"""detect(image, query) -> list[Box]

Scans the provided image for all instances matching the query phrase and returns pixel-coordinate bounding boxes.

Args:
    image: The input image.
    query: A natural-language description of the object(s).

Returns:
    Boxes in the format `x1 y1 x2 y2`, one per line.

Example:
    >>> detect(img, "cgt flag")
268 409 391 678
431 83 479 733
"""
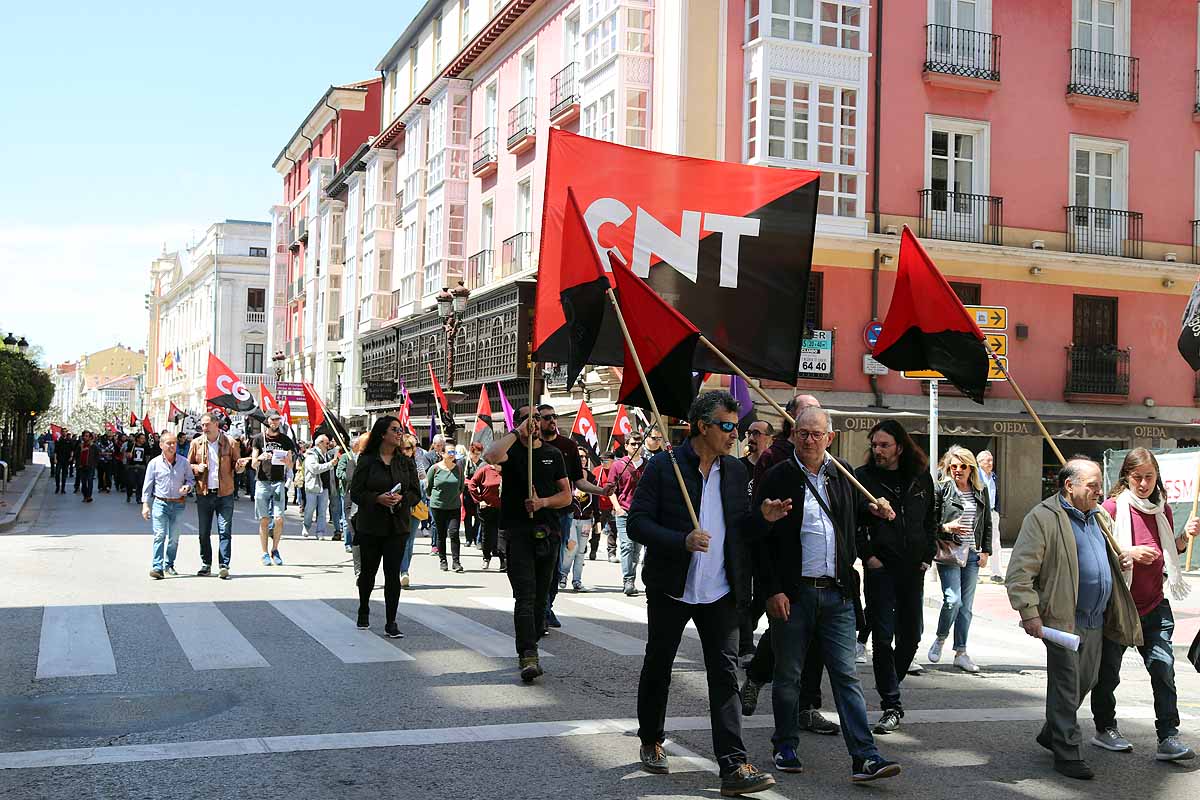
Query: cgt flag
260 383 281 415
872 227 989 403
571 400 600 466
301 382 350 449
533 128 819 382
205 352 256 412
1177 277 1200 370
610 254 702 419
607 404 633 453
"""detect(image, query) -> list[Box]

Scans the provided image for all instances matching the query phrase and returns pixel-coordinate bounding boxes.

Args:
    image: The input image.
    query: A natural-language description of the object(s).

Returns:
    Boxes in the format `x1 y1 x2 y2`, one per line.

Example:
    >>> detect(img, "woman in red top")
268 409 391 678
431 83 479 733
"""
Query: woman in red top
1091 448 1195 761
468 461 504 571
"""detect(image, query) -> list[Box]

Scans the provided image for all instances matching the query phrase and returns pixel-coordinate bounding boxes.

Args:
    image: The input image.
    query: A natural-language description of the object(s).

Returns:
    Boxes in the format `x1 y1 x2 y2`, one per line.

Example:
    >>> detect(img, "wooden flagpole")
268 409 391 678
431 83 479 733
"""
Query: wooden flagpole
527 361 536 518
983 344 1066 467
1187 457 1200 571
696 336 882 507
605 288 700 530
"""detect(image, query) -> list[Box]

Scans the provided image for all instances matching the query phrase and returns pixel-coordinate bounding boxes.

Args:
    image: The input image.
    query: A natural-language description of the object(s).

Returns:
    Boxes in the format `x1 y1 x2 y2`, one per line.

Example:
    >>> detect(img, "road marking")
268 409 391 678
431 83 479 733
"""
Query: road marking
568 596 701 640
35 605 116 679
159 602 269 670
0 705 1185 771
661 738 790 800
475 596 679 659
395 596 547 658
269 600 414 663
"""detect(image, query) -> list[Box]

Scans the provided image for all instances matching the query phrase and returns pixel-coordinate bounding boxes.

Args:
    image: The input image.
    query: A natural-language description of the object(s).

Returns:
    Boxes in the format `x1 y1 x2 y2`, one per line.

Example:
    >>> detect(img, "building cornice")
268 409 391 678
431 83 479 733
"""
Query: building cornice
272 83 377 173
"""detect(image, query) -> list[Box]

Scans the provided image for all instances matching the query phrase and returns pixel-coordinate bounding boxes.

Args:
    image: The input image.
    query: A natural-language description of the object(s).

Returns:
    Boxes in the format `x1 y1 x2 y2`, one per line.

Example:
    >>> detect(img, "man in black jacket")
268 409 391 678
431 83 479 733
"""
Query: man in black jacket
629 391 775 797
752 405 901 783
853 420 936 735
53 431 75 494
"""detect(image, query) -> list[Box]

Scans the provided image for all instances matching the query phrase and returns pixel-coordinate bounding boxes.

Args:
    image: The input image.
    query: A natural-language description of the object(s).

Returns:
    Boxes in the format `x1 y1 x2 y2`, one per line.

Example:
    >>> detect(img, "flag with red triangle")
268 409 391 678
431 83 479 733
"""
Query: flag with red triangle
427 364 458 437
606 404 633 453
398 381 417 435
279 398 292 426
570 400 600 466
302 382 351 449
168 401 185 424
872 226 989 403
142 415 154 434
129 411 138 426
205 352 256 411
260 383 281 414
472 385 494 447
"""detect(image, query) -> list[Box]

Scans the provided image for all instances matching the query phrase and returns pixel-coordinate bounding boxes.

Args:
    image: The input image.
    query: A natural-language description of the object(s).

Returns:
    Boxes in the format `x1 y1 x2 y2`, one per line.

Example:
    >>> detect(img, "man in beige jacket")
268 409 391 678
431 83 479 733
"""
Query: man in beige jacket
1006 456 1141 780
189 413 248 579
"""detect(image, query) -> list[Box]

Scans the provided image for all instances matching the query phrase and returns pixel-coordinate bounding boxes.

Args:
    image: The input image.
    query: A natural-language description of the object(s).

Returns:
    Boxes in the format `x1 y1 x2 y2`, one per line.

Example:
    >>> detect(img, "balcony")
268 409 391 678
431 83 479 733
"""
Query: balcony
1064 206 1143 259
501 232 533 276
472 128 498 178
1067 49 1138 111
918 190 1003 246
289 216 308 249
507 98 535 154
550 63 580 124
1064 345 1130 402
465 249 493 289
236 372 276 390
246 310 266 325
923 25 1000 91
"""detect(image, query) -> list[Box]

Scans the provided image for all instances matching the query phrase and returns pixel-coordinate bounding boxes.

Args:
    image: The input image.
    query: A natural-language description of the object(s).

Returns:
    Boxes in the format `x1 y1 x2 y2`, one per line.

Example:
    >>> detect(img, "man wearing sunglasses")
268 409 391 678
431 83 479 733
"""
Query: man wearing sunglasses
628 390 775 796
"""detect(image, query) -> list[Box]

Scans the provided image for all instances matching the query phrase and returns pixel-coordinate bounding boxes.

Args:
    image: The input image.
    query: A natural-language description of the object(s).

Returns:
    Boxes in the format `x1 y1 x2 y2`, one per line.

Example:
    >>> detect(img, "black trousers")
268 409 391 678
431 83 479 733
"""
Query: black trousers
357 534 406 624
736 538 760 656
54 463 71 492
463 499 479 545
479 507 501 560
432 508 461 562
863 565 925 712
97 462 111 491
589 511 617 558
504 528 559 656
638 590 748 778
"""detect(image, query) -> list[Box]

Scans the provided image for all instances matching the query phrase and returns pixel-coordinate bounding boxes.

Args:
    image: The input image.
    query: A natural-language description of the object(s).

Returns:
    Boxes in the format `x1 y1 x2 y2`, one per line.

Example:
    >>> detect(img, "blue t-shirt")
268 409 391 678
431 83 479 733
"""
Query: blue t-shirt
1060 496 1113 630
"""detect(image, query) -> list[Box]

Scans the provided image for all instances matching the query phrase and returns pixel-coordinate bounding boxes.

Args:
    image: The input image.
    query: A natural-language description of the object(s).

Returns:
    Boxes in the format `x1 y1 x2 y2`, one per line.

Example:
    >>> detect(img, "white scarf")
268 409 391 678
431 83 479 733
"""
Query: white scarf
1114 489 1190 602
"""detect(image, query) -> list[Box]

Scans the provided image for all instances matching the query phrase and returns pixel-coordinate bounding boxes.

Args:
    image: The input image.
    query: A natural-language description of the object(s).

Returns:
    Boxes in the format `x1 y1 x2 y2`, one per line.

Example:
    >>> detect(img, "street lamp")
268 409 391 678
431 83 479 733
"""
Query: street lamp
331 352 346 416
2 333 16 351
16 337 28 355
436 282 470 408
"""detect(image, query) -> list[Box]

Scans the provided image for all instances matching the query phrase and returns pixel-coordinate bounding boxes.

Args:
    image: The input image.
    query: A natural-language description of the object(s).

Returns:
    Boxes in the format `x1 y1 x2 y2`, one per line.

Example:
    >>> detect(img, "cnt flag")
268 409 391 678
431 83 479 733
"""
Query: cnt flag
205 352 256 411
1177 277 1200 370
609 253 702 419
472 385 495 448
571 400 600 466
871 227 989 403
547 186 612 390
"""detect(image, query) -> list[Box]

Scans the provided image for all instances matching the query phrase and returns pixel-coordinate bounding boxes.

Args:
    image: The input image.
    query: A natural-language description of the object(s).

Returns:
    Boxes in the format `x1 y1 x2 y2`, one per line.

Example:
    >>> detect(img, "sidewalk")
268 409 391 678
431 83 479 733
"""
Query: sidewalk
0 452 48 532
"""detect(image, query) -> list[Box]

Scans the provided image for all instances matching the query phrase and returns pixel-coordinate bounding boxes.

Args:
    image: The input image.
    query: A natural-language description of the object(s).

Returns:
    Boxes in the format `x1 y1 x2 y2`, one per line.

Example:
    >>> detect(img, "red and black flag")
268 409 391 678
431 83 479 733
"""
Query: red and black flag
427 364 459 437
141 415 154 434
872 227 989 403
548 186 611 389
472 385 495 448
533 128 819 382
610 255 701 419
606 404 633 454
205 352 256 412
260 383 281 415
570 400 601 467
1177 277 1200 370
302 382 350 449
129 412 138 427
168 401 186 425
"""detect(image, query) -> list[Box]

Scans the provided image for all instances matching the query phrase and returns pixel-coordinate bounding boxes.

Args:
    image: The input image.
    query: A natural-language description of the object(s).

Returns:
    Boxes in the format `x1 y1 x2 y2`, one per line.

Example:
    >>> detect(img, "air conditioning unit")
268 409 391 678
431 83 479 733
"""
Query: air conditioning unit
1165 252 1178 262
1031 239 1045 250
885 225 899 236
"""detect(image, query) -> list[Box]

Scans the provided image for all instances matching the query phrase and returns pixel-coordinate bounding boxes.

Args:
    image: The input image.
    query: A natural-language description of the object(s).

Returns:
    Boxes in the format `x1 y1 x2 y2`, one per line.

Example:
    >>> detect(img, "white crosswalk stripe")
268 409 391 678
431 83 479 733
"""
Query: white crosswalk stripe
396 595 550 658
475 596 682 660
160 602 269 670
36 605 116 679
567 596 702 640
269 600 415 663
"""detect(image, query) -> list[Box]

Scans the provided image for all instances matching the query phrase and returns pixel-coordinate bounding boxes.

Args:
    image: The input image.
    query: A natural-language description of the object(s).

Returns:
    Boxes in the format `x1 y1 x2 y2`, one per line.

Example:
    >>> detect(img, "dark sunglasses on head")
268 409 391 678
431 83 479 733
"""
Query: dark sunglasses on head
707 421 737 433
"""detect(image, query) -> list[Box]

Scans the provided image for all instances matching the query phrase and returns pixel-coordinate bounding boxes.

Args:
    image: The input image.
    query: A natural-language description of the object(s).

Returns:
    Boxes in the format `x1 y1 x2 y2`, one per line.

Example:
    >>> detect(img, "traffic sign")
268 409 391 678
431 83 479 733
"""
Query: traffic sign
864 322 883 349
902 357 1008 382
984 333 1007 356
965 305 1007 331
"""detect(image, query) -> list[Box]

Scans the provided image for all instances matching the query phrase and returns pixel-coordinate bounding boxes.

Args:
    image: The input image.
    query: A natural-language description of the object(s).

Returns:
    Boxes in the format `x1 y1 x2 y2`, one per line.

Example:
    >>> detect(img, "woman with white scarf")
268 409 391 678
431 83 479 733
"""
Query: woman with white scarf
1091 448 1194 762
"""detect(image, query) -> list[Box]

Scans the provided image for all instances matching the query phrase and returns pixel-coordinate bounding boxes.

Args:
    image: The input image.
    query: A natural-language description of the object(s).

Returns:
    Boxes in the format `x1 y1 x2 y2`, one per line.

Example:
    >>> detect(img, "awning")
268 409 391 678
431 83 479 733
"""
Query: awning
827 408 1200 441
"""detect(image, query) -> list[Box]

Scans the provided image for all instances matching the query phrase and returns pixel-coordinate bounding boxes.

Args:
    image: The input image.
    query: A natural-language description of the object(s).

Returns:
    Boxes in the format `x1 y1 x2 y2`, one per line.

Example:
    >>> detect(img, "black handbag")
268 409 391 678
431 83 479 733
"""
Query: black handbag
1188 628 1200 673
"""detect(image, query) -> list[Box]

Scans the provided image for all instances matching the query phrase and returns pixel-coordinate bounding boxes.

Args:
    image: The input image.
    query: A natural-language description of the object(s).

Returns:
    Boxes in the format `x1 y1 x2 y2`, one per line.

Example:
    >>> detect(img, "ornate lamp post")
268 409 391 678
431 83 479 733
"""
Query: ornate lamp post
436 282 470 405
331 352 346 417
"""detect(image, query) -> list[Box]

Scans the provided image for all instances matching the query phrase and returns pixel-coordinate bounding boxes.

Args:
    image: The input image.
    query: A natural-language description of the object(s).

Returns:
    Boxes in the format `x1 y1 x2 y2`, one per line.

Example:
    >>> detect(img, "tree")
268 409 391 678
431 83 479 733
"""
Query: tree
0 349 54 470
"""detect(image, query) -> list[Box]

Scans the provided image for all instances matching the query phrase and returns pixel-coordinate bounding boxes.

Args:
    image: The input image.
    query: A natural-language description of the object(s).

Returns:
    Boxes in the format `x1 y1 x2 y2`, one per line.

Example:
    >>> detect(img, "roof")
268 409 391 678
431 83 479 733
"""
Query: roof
325 142 372 198
375 0 450 72
271 80 380 172
95 375 138 391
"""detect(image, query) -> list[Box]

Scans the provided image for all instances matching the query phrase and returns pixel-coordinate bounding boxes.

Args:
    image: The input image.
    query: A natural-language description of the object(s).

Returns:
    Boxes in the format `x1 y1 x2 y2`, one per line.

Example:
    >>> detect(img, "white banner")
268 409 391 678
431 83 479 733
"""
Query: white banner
1154 450 1200 505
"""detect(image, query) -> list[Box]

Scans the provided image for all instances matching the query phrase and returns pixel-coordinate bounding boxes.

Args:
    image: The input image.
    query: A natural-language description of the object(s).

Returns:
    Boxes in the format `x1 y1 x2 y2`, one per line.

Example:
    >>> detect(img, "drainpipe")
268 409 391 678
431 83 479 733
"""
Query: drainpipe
871 0 884 235
870 248 886 408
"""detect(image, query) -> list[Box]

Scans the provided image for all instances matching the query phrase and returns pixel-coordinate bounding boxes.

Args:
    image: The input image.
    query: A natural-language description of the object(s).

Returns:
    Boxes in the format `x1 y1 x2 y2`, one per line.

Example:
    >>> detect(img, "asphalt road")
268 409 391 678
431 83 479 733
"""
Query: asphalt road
1 473 1197 800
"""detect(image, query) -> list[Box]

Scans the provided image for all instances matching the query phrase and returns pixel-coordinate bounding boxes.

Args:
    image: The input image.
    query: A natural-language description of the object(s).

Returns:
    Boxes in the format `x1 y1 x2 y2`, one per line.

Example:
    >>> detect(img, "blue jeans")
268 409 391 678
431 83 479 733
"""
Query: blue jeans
561 518 589 585
1092 599 1180 741
196 492 234 569
151 499 185 571
936 550 980 651
400 514 419 573
78 466 95 499
303 489 329 538
255 481 287 519
617 512 642 582
329 490 347 543
769 584 880 760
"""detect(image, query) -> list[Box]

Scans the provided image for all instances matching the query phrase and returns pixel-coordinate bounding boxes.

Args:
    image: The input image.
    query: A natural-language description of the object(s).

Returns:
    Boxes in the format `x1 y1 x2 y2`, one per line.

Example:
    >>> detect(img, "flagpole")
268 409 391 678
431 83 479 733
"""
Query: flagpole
984 344 1066 466
1187 457 1200 572
696 335 883 507
606 288 701 530
310 389 352 454
527 362 536 518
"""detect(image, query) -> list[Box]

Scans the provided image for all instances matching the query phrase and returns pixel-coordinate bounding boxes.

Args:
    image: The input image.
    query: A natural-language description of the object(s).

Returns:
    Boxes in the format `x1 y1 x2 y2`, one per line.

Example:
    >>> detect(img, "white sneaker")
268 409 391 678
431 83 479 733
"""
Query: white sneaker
855 642 867 664
907 661 925 675
928 637 945 663
400 572 410 588
953 652 979 673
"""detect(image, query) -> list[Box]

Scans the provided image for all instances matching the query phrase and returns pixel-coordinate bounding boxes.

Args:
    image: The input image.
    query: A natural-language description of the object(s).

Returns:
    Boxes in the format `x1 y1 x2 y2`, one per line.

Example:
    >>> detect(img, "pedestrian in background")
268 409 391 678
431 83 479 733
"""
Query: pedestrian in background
343 432 369 576
426 444 465 572
463 441 484 547
302 435 340 540
52 430 74 494
590 452 618 562
399 433 423 586
468 458 504 570
76 431 99 503
141 431 194 579
977 450 1004 584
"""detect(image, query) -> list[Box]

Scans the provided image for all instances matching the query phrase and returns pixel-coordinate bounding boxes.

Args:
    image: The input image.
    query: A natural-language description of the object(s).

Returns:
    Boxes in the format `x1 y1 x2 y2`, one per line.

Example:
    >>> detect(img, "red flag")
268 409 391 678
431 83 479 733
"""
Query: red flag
104 422 117 433
168 401 185 424
399 385 417 435
872 226 989 403
205 352 255 411
129 412 138 426
280 398 292 425
142 415 154 434
609 255 702 419
426 364 458 436
428 364 449 412
570 400 600 464
260 383 281 414
50 424 63 440
606 405 633 452
300 383 325 431
474 385 493 433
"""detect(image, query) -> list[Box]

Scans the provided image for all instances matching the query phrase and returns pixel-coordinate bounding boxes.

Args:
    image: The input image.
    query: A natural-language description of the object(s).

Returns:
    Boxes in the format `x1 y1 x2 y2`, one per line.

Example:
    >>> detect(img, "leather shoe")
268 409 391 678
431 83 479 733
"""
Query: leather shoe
1053 759 1094 780
639 743 669 774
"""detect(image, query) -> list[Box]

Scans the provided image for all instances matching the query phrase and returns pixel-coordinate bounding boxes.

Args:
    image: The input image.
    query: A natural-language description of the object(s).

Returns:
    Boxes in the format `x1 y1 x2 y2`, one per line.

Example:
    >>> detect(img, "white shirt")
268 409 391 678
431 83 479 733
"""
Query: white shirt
679 458 731 605
206 438 221 490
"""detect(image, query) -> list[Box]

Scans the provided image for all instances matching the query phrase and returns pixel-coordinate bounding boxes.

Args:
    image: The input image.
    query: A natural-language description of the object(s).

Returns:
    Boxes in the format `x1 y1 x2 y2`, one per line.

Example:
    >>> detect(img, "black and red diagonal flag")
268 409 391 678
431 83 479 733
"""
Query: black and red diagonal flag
872 226 989 403
302 382 351 449
533 128 818 382
610 254 702 419
205 352 256 412
552 186 612 389
427 364 459 437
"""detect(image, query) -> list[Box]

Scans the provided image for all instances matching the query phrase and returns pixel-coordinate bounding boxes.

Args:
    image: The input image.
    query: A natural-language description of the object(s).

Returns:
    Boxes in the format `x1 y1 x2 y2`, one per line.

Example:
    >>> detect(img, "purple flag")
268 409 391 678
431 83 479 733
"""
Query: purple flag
729 375 758 436
496 382 515 431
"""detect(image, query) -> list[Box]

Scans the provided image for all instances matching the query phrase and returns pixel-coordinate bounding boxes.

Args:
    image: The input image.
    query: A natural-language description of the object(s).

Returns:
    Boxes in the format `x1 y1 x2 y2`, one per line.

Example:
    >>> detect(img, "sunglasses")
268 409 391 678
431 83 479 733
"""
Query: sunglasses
539 413 557 421
747 430 767 437
707 421 737 433
388 426 403 434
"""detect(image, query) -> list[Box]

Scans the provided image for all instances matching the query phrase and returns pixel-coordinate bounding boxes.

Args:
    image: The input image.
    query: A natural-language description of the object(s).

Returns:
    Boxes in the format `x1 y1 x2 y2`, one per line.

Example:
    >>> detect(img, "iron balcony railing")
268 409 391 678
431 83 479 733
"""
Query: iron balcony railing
472 128 496 172
465 249 493 289
918 189 1004 245
1065 345 1130 397
507 98 535 148
924 25 1000 82
550 63 579 118
1064 206 1143 259
501 232 532 275
1068 48 1138 103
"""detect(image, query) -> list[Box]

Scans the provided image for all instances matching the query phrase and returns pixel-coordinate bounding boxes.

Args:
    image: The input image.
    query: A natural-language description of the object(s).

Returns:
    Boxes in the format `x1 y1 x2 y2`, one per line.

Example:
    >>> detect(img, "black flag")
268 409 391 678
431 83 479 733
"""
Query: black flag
1178 278 1200 371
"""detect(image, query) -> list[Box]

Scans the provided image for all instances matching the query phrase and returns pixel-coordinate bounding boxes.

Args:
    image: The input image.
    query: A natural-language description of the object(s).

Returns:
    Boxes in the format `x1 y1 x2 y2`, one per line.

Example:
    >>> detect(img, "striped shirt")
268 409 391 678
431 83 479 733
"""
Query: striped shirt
957 488 977 549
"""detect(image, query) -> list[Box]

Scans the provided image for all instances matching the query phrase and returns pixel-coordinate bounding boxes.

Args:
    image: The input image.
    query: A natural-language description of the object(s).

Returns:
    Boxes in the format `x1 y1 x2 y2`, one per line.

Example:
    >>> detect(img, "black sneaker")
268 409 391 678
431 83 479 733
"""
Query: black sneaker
851 757 901 783
873 709 902 735
439 560 449 572
720 763 775 796
519 652 543 683
331 532 342 541
196 565 211 576
546 610 562 628
453 561 464 573
356 610 369 629
1052 759 1094 780
639 742 669 774
384 622 404 639
739 676 763 716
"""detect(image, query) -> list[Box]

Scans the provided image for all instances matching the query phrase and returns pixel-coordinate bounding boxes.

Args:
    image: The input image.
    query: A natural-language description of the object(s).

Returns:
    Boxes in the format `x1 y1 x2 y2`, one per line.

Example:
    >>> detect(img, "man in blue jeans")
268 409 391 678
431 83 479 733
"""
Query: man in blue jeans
751 405 901 783
141 432 194 579
188 413 247 579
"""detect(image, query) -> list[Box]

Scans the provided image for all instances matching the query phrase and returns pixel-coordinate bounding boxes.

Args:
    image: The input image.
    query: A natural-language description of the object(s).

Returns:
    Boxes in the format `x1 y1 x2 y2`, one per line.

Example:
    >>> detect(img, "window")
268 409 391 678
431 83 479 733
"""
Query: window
584 0 617 26
485 82 498 131
746 79 758 159
932 0 980 29
409 46 418 94
247 288 266 312
818 171 858 217
626 8 651 52
245 343 264 374
816 85 856 167
1070 135 1126 211
427 205 444 263
804 271 823 330
760 0 863 49
482 200 494 249
1072 295 1117 346
517 178 532 234
520 48 536 99
583 92 615 141
767 79 809 160
461 1 471 45
747 0 761 40
248 246 268 258
1075 0 1119 53
949 281 981 305
433 14 443 68
584 12 618 71
626 89 648 147
565 12 580 64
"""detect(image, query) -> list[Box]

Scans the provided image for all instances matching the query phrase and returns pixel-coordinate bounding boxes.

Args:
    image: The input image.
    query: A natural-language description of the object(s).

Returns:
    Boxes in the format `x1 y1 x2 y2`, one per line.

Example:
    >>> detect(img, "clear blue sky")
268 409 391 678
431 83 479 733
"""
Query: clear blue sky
0 2 419 366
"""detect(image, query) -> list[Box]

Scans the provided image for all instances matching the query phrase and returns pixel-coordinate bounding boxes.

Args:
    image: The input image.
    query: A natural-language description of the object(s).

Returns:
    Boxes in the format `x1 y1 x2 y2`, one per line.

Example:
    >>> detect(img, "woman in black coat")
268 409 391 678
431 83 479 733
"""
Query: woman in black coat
350 415 421 638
